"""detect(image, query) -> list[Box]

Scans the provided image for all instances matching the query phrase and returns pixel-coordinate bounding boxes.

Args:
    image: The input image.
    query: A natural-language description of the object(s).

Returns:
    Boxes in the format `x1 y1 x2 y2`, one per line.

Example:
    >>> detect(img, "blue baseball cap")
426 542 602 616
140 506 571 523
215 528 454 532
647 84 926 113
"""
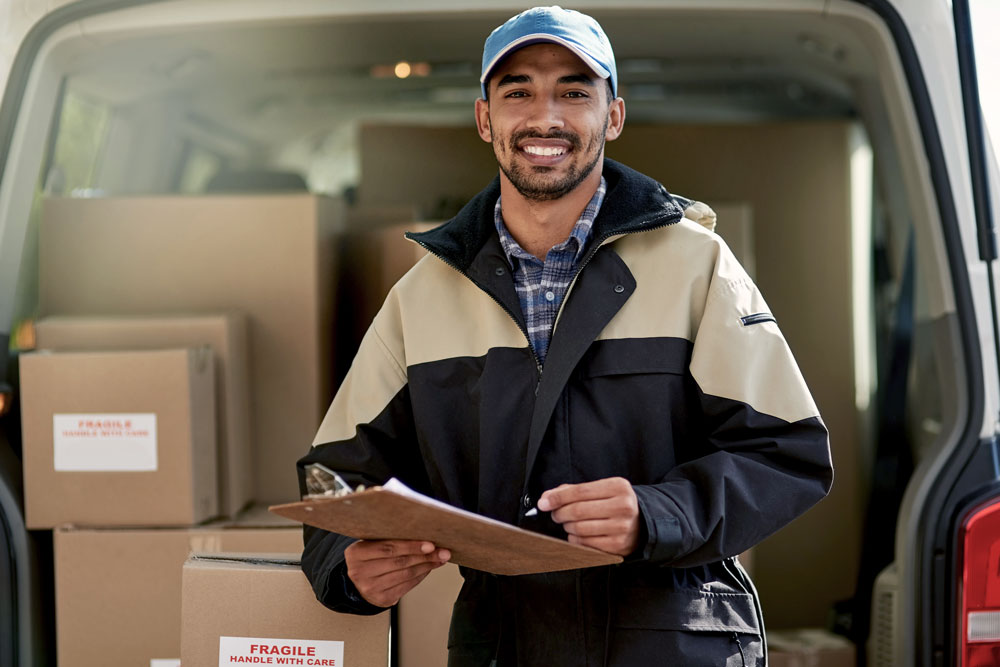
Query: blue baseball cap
480 6 617 100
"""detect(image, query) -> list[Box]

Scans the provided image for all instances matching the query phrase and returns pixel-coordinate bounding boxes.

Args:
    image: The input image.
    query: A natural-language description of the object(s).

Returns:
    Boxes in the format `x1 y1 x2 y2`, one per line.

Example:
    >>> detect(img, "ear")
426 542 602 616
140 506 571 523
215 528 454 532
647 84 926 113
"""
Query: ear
604 97 626 142
475 98 492 143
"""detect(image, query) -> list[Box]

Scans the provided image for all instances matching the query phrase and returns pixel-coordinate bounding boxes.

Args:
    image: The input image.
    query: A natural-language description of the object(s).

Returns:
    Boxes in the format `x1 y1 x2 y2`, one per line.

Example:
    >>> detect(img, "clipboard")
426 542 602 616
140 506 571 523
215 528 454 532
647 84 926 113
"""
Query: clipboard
269 478 623 576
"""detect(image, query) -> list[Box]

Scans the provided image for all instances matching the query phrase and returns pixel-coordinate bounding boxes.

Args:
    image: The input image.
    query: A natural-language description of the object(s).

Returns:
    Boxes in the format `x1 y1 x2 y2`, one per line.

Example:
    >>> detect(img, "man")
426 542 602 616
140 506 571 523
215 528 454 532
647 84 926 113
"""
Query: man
299 6 832 666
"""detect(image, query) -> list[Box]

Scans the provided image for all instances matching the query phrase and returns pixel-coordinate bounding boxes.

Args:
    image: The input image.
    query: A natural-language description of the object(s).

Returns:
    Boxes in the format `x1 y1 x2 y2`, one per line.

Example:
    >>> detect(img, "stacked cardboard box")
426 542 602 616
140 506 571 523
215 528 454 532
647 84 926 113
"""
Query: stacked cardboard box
54 510 303 666
333 220 437 381
768 628 856 667
21 193 346 665
33 313 253 516
398 564 464 666
20 346 219 528
38 194 342 503
181 553 390 666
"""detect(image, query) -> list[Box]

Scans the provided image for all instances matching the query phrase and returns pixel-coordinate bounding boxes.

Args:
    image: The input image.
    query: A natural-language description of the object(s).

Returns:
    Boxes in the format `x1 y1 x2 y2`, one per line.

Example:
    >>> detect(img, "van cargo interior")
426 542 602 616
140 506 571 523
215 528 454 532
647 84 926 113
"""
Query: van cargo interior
0 3 969 664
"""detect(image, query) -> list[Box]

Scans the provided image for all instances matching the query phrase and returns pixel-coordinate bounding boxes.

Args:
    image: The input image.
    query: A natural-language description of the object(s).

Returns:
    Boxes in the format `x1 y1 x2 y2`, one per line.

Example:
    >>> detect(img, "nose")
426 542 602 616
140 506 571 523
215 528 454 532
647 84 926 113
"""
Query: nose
525 94 564 133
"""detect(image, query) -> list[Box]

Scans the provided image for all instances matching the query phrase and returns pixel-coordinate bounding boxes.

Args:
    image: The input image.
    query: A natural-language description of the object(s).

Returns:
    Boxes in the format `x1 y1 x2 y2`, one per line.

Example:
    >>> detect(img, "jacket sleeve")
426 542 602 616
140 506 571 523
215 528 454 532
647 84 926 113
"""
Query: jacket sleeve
631 240 833 567
296 296 430 614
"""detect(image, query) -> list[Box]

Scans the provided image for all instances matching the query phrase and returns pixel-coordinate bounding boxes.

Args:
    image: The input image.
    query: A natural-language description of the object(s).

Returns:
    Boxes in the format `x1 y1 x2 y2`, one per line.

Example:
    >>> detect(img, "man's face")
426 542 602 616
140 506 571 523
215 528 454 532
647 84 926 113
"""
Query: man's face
476 43 624 201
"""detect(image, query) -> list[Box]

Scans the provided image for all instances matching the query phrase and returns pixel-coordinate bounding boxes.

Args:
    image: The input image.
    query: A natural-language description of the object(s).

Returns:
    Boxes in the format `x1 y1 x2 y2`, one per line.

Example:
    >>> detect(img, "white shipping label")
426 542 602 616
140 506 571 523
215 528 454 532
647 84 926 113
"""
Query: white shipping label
219 636 345 666
53 414 157 471
150 660 181 667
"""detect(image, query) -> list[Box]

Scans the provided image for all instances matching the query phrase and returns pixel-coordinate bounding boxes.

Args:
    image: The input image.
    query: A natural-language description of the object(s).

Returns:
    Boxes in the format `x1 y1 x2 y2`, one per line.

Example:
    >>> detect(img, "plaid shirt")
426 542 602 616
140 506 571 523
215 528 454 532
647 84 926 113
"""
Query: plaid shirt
494 177 607 365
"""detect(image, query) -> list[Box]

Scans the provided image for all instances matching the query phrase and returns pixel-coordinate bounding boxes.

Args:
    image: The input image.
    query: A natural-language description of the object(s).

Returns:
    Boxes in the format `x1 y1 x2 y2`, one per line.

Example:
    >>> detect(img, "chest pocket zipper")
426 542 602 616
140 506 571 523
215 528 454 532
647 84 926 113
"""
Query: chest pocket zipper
732 633 747 666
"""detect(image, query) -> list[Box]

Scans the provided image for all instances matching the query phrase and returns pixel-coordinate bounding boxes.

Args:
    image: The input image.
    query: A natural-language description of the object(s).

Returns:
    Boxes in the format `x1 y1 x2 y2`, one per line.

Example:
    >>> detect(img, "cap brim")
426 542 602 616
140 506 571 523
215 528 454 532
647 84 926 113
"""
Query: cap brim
480 33 611 89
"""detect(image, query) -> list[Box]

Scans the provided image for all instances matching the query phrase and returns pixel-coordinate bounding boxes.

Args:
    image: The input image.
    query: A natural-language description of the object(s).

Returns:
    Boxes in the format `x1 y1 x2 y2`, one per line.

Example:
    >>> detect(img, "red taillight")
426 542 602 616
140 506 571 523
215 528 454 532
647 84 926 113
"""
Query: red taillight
959 497 1000 666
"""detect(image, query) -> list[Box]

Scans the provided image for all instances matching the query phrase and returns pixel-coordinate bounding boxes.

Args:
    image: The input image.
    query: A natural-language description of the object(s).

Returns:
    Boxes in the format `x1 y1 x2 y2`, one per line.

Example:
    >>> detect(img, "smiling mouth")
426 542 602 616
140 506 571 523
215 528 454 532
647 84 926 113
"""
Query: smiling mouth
522 145 567 157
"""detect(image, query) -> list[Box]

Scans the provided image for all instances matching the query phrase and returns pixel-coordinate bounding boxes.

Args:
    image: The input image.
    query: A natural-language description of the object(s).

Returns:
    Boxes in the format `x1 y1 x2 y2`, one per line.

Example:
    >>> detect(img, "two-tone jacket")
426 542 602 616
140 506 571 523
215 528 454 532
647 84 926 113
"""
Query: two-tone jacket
298 159 833 666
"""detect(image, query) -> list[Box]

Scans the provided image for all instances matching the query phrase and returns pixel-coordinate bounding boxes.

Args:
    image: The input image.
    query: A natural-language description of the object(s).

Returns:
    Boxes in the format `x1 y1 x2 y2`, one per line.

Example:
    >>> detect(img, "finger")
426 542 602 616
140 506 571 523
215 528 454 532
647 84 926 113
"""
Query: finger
349 551 440 577
549 495 636 524
560 517 635 538
538 477 632 511
357 561 438 607
347 539 437 563
371 567 437 606
347 548 449 580
369 559 440 592
567 533 637 557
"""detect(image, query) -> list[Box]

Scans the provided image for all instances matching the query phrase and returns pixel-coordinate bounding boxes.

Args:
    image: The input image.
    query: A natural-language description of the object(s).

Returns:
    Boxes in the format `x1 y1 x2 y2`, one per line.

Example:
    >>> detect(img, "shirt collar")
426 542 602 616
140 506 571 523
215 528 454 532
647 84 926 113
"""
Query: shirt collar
494 176 607 267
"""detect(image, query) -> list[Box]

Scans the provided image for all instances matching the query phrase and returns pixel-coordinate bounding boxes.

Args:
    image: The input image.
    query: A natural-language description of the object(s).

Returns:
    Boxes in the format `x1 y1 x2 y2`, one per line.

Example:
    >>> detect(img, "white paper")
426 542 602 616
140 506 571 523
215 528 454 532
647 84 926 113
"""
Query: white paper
381 477 513 529
53 413 157 471
150 660 181 667
219 636 344 666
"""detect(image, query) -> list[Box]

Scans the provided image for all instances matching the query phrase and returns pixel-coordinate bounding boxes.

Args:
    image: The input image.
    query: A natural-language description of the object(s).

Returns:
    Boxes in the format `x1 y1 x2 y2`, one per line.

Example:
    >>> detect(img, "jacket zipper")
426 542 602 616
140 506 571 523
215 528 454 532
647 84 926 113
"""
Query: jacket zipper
731 633 747 666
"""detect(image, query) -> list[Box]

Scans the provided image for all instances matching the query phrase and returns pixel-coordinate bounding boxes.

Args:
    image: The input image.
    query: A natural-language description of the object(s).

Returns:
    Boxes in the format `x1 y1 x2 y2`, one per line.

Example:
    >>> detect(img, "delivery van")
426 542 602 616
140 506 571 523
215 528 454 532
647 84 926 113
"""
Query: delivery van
0 1 998 665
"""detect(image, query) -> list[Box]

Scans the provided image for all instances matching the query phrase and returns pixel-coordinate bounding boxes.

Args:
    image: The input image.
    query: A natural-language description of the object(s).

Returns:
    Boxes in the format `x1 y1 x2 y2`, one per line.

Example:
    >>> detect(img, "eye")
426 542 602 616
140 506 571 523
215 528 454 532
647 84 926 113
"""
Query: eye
564 90 590 99
505 90 529 98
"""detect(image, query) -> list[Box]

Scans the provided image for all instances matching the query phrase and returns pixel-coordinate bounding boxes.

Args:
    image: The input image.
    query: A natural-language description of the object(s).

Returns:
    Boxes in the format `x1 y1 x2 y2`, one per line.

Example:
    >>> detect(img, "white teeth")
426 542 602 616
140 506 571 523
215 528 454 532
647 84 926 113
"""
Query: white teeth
523 145 566 156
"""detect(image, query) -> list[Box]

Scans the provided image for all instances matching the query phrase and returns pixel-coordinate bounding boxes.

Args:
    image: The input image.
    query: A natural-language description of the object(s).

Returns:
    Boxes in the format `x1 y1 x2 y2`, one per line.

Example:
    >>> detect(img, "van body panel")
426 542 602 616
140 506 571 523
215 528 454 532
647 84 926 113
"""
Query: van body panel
1 1 998 665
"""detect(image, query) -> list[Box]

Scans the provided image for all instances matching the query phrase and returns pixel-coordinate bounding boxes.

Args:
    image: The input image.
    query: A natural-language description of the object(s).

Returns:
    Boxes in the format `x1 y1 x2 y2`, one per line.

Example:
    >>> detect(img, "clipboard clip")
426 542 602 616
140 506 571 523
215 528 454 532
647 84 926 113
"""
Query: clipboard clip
303 463 366 498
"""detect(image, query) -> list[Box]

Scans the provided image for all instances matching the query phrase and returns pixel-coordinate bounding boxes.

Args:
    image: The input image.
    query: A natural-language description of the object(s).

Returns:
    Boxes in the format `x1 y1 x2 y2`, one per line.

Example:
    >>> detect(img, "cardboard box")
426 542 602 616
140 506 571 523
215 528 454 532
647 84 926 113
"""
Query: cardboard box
336 222 436 374
54 510 303 667
39 194 341 502
398 563 463 667
768 629 856 667
20 347 217 528
181 553 390 667
34 313 253 516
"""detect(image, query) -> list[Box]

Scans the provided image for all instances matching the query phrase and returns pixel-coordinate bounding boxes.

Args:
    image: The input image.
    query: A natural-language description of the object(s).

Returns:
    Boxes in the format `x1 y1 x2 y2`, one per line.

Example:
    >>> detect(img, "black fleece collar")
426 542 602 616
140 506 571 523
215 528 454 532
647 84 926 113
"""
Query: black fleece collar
406 158 685 272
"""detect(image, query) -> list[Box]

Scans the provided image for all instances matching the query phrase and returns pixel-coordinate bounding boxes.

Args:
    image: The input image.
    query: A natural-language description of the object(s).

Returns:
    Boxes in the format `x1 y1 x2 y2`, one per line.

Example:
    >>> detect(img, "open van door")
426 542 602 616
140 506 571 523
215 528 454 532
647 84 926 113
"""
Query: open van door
859 0 1000 665
935 2 1000 666
0 1 999 665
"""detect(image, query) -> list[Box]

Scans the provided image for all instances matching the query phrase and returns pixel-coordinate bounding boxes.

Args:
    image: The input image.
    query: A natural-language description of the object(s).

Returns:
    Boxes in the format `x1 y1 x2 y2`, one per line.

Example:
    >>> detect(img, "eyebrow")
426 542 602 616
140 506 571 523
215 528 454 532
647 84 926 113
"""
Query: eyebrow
496 74 530 88
495 72 598 88
557 74 597 87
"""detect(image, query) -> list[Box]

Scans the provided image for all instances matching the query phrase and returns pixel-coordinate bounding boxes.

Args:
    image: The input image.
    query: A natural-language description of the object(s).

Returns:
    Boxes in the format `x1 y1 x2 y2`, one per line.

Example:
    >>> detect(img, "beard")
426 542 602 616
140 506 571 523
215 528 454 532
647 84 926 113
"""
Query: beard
492 118 607 202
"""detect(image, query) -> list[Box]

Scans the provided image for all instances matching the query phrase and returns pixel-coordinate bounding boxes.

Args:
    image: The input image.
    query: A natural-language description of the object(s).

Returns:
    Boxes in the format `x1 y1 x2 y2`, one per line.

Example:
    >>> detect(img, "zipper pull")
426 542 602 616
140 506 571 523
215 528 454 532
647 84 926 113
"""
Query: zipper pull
731 633 747 666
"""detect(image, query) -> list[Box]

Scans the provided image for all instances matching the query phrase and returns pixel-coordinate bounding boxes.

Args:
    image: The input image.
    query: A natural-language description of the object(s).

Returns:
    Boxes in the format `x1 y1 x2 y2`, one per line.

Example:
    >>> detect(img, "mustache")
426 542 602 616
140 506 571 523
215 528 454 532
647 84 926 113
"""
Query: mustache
508 129 582 152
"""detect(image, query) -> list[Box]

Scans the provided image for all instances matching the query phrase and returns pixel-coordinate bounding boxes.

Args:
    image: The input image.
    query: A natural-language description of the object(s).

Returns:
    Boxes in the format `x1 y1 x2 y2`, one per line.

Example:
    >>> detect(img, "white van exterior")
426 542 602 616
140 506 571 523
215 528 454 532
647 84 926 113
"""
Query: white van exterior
0 2 997 665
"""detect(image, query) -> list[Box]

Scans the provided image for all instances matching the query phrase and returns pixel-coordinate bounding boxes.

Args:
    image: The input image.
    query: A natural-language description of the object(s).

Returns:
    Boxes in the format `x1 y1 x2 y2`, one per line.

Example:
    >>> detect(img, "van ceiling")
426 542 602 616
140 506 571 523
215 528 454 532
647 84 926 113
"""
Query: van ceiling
58 10 866 149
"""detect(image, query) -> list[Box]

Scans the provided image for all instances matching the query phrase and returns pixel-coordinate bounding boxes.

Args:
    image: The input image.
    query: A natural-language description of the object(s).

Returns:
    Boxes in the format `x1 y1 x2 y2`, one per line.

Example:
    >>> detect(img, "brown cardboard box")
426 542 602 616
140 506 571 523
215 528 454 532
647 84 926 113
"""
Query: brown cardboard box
39 194 341 502
20 347 217 528
398 564 463 667
337 222 436 375
768 629 856 667
54 510 303 667
34 313 253 516
181 553 390 667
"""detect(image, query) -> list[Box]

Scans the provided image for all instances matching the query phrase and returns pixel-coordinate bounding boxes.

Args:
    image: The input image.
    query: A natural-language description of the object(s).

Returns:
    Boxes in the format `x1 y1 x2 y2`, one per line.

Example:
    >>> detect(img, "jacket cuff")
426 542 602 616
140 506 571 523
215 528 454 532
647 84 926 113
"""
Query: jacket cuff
632 484 685 563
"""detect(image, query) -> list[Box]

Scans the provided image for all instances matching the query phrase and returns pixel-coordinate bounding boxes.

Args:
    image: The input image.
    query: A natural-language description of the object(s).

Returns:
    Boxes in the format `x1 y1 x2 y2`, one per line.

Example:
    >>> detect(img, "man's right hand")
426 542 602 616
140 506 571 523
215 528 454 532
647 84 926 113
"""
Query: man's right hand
344 539 451 608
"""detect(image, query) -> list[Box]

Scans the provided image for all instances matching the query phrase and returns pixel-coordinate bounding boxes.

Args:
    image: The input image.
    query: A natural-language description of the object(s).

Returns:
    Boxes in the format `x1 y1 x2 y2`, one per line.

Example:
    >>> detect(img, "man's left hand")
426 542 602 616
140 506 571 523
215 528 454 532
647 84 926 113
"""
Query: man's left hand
537 477 641 556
